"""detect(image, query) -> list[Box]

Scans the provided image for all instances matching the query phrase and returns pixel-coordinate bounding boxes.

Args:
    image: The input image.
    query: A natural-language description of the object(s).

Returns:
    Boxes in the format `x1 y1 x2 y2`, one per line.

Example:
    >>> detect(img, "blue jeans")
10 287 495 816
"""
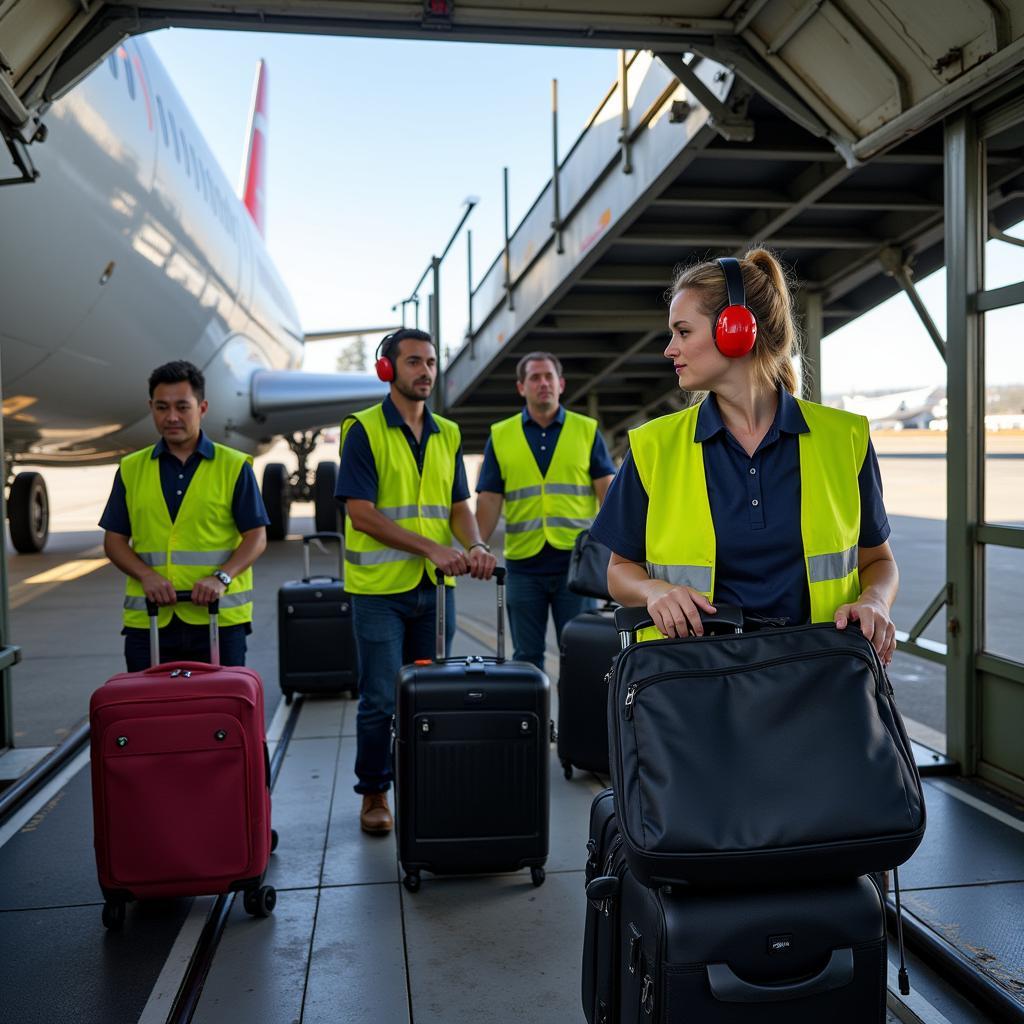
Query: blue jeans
505 571 595 672
124 619 248 672
351 585 455 794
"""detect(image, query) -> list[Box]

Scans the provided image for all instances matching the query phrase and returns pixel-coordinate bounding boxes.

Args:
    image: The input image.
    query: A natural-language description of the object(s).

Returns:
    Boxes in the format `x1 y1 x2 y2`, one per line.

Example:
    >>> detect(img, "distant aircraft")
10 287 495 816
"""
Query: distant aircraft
835 385 944 430
0 39 385 553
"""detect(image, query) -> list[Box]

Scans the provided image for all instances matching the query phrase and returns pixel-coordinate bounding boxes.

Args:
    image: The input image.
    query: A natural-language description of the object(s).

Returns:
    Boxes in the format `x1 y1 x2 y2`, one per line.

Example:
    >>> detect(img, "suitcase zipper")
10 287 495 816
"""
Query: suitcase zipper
623 646 877 720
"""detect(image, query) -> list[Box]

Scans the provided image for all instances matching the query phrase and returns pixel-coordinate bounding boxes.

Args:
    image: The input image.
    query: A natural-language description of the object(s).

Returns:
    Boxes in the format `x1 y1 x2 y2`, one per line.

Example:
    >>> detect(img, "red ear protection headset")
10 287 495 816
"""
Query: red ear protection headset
375 332 399 382
713 257 758 358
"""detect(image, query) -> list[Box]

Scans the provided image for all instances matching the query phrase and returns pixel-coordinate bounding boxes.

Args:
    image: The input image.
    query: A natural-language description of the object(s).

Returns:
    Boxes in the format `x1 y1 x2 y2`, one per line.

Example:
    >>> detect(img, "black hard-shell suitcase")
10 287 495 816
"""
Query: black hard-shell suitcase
277 532 357 703
557 607 619 779
609 605 925 887
610 871 887 1024
582 789 627 1024
394 568 550 893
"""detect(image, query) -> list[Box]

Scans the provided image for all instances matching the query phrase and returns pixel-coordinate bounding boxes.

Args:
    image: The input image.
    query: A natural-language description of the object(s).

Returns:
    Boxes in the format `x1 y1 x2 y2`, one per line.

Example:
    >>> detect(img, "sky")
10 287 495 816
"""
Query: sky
148 28 1024 394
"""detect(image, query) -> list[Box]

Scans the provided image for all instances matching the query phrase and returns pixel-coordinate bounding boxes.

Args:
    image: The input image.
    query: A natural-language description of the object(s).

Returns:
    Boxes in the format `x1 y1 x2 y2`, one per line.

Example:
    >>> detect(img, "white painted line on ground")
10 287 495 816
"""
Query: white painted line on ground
928 778 1024 834
887 959 954 1024
265 690 292 744
0 748 90 850
136 896 216 1024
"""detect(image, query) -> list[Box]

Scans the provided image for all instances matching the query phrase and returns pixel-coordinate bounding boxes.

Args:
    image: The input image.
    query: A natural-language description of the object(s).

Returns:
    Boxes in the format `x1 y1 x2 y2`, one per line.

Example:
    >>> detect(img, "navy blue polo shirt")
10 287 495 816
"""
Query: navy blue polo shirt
476 406 618 575
99 431 270 636
589 390 890 624
336 396 471 589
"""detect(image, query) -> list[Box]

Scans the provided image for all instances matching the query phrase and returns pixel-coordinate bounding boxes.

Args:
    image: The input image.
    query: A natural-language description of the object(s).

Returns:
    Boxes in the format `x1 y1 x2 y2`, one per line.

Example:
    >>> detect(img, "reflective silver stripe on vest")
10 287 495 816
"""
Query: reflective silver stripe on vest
378 504 450 521
506 518 543 534
419 504 450 519
547 516 593 530
124 589 254 612
345 548 417 565
646 563 713 592
808 545 858 584
135 551 166 567
544 483 594 496
506 485 543 501
171 549 236 566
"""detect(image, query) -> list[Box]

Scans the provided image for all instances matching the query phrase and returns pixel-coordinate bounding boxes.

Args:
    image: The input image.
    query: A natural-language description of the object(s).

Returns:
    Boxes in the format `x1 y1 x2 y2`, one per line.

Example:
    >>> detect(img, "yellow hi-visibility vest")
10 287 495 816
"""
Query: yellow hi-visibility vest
629 397 867 640
490 410 599 560
121 443 255 628
341 403 460 595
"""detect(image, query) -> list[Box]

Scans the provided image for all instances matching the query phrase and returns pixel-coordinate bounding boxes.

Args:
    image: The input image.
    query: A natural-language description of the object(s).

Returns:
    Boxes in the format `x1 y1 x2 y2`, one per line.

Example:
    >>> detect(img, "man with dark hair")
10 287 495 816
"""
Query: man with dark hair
476 351 616 671
100 360 269 669
336 328 496 835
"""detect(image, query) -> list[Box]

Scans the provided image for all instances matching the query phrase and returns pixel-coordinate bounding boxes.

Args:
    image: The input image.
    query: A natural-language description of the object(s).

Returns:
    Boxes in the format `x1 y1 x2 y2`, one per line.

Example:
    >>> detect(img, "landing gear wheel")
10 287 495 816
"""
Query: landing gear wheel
262 463 291 541
102 899 126 931
8 471 49 553
531 867 546 887
243 885 276 917
561 760 573 781
402 872 421 893
271 829 279 852
314 461 340 533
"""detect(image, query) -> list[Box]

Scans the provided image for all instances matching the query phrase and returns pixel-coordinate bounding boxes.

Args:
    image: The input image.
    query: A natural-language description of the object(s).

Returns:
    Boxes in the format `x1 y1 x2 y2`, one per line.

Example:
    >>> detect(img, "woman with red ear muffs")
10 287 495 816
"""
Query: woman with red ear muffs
588 247 900 665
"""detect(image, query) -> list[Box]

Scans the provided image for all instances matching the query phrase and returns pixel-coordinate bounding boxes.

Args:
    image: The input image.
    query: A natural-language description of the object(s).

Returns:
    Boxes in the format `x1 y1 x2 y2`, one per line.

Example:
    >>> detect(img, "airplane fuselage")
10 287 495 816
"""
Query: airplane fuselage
0 36 303 466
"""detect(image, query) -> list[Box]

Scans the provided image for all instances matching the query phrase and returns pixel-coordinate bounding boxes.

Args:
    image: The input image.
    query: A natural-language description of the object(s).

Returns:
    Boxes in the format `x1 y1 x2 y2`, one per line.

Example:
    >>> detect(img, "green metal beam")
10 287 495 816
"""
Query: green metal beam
943 111 985 775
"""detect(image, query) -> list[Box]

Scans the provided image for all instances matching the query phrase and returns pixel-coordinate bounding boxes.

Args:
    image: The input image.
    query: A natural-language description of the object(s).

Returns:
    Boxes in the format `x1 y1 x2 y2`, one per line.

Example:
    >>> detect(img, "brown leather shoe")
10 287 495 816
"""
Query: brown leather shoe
360 793 393 835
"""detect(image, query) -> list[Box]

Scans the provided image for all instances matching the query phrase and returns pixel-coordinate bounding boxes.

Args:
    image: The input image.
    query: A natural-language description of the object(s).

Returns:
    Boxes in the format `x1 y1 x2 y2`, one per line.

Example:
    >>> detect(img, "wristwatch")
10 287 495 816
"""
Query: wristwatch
468 542 491 554
213 569 232 587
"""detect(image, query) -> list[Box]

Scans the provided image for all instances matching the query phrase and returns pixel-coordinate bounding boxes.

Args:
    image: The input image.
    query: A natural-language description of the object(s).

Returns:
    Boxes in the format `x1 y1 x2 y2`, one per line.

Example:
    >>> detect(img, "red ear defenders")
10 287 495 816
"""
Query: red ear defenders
375 333 399 382
713 257 758 358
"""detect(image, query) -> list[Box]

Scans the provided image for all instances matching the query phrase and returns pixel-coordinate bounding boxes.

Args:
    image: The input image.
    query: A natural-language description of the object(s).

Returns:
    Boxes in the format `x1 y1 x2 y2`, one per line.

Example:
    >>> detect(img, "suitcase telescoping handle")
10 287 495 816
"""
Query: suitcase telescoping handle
434 566 507 662
613 603 743 649
145 590 220 668
302 531 343 582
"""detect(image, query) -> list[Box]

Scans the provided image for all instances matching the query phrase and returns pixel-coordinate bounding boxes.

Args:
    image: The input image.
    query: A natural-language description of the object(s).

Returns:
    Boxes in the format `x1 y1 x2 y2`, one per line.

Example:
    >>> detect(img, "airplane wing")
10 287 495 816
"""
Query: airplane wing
250 370 387 436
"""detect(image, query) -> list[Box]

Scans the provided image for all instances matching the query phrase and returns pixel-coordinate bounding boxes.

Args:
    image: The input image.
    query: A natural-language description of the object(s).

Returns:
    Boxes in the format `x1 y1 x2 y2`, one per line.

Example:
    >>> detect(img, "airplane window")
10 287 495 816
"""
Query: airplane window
181 132 190 177
107 54 119 79
123 55 135 100
156 97 169 147
168 110 180 161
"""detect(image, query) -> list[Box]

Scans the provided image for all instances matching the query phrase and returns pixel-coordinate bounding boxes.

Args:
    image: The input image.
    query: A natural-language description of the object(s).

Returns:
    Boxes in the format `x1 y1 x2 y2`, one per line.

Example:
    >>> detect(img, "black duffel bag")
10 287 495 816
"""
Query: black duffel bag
567 530 613 600
608 605 925 887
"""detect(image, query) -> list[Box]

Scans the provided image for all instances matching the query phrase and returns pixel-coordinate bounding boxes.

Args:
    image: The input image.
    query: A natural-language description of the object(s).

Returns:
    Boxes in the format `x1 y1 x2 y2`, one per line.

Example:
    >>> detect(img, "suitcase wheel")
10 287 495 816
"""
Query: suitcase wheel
402 872 421 894
243 885 277 918
530 867 546 887
270 829 279 853
561 759 573 781
284 691 294 706
102 899 126 931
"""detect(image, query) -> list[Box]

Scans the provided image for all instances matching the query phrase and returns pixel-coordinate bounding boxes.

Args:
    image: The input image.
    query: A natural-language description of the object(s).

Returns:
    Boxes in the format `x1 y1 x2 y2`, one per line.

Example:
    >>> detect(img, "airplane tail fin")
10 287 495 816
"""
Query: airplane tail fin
240 59 268 236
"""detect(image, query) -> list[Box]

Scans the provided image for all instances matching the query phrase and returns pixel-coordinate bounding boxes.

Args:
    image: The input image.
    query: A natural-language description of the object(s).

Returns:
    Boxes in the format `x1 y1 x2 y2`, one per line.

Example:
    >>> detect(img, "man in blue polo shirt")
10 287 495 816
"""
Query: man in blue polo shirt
100 361 269 670
476 351 616 671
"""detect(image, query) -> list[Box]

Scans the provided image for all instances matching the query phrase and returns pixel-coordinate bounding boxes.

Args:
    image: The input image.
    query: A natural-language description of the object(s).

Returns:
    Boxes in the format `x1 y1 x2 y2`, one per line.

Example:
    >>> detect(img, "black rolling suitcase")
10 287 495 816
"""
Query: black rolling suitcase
394 568 550 893
277 532 357 704
557 606 619 779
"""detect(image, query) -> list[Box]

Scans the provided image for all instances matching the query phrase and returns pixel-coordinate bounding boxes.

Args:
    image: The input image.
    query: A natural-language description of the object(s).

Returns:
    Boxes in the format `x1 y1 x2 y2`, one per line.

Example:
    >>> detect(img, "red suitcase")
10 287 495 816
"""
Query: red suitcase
90 592 276 930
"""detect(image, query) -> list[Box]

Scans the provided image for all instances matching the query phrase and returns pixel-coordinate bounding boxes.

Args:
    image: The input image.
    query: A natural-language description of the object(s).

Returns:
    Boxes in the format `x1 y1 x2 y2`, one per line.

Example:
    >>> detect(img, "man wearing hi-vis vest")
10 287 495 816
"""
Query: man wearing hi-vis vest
475 351 616 671
100 361 269 671
335 328 496 835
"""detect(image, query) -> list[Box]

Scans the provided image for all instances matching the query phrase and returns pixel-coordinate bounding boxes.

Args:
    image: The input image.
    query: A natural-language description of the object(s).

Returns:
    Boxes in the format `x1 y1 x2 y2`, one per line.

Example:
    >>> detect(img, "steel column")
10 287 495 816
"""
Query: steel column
429 263 442 412
799 289 822 403
943 112 985 775
0 347 18 748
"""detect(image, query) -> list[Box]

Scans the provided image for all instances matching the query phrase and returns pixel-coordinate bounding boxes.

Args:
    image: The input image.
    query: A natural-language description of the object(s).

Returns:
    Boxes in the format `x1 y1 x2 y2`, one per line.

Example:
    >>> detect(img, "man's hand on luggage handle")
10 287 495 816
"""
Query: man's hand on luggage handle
835 598 896 665
429 544 471 578
647 584 717 638
141 571 178 606
467 546 497 580
191 576 227 606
